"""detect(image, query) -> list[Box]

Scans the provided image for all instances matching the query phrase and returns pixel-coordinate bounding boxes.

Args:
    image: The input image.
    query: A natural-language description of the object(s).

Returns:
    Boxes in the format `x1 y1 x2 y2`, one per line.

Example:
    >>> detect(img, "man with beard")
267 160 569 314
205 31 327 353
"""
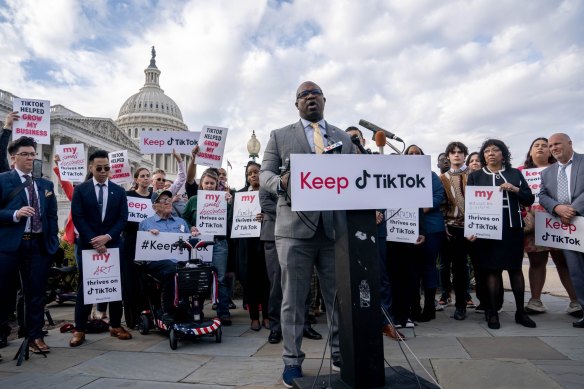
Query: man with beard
260 81 354 386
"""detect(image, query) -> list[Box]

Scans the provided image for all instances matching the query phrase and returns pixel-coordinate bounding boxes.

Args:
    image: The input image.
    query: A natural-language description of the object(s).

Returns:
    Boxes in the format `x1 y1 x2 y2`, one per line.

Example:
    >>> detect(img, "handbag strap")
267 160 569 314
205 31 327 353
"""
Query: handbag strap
0 177 31 209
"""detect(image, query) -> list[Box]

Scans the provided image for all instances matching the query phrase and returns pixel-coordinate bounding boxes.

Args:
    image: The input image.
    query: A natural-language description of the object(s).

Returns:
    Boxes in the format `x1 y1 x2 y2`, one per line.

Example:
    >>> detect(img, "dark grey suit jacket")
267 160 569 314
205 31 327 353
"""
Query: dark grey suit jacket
540 152 584 216
259 120 354 240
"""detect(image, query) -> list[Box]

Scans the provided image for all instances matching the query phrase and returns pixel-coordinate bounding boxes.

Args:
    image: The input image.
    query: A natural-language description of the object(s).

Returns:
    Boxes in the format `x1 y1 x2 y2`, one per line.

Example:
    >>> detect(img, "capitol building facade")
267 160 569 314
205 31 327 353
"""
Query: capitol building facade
0 47 191 228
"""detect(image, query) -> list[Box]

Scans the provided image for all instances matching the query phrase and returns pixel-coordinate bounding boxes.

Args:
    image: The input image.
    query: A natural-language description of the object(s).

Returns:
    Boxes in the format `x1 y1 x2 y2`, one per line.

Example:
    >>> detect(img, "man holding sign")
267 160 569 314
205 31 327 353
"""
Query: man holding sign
70 150 130 347
139 189 197 323
260 81 354 385
539 133 584 328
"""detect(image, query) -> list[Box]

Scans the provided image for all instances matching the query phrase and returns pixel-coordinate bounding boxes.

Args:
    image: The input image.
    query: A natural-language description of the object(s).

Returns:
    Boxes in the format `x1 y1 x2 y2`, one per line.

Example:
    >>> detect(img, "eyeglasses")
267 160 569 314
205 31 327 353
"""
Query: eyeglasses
14 152 38 158
156 177 166 182
296 89 323 99
95 166 111 172
156 198 172 204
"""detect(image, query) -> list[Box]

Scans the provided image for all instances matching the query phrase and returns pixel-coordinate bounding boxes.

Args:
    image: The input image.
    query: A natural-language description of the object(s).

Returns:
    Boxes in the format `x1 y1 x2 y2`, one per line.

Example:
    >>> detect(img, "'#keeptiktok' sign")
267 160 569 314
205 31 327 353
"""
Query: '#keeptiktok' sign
464 186 503 240
535 213 584 252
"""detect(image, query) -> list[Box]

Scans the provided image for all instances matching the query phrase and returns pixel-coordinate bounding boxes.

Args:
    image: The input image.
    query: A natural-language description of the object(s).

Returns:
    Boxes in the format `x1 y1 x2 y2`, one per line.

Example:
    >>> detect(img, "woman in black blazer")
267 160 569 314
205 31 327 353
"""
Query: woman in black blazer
467 139 535 329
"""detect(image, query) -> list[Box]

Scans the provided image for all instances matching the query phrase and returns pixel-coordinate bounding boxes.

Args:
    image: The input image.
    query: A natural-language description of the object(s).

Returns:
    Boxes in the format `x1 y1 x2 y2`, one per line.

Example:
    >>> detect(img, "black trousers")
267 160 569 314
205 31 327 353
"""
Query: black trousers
442 226 470 310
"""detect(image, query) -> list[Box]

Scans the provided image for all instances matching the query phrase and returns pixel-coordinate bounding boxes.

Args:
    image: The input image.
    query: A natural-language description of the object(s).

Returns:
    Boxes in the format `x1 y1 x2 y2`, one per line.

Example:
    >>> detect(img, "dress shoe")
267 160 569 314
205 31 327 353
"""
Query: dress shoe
250 320 261 331
268 330 282 344
515 312 536 328
29 338 50 354
573 318 584 328
418 307 435 322
262 319 270 330
303 327 322 340
110 326 132 340
382 324 405 341
453 308 466 320
69 331 86 347
219 316 232 326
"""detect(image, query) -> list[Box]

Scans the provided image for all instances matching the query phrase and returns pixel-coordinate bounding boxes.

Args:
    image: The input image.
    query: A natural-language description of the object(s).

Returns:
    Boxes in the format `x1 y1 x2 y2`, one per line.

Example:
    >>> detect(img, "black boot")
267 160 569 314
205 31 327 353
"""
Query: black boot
487 310 500 329
419 289 436 322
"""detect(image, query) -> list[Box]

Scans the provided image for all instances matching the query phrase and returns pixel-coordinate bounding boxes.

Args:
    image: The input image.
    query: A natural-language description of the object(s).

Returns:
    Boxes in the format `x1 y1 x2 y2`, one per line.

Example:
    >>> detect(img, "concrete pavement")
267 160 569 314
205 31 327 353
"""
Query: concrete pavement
0 289 583 389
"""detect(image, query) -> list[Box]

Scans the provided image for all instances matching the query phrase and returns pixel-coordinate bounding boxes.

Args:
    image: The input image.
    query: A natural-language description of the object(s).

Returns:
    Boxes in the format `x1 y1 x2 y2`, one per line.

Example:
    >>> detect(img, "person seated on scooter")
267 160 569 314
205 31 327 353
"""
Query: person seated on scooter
139 190 198 324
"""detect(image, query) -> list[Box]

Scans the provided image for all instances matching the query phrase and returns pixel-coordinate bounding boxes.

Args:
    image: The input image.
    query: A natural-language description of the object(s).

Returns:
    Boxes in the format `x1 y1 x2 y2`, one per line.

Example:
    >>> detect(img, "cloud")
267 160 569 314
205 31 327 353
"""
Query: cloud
1 0 583 188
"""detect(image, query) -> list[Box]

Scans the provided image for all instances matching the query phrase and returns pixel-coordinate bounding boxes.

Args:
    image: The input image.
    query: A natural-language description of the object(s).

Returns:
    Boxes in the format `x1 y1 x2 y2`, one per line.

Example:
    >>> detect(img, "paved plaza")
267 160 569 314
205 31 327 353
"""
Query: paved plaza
0 265 583 388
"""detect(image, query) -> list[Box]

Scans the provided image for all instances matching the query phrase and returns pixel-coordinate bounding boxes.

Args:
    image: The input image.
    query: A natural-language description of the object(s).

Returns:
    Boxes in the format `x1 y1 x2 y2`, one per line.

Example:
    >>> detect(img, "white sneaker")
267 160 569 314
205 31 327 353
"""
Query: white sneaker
525 298 546 313
405 319 415 328
566 300 582 314
434 300 445 311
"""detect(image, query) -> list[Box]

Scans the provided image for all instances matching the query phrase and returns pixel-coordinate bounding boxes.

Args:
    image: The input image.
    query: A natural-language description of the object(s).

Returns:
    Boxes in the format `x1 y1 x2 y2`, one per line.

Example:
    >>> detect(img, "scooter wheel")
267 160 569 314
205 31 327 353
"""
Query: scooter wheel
169 328 178 350
138 314 149 335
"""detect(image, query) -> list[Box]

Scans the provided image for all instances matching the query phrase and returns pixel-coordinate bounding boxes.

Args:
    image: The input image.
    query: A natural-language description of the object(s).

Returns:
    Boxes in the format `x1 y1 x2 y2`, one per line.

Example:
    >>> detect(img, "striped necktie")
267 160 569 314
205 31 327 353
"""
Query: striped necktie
311 122 324 154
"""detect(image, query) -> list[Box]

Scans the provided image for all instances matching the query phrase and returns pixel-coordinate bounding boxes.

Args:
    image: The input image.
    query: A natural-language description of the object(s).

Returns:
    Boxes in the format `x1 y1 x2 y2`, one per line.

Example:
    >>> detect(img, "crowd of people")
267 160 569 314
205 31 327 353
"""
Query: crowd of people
0 84 583 389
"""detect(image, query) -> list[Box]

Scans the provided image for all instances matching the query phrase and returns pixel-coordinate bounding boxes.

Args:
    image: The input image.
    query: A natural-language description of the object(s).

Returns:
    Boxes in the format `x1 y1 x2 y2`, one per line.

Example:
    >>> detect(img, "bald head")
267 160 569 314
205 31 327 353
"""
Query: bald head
295 81 326 122
548 133 573 164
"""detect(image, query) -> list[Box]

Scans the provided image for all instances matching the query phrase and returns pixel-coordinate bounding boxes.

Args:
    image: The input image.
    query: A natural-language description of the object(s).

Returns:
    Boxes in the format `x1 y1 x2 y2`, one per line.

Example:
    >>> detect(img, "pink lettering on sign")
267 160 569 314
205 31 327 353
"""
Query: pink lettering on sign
205 193 220 202
241 195 255 202
128 201 148 211
92 253 110 263
300 171 349 194
545 217 577 234
143 138 165 147
474 190 493 200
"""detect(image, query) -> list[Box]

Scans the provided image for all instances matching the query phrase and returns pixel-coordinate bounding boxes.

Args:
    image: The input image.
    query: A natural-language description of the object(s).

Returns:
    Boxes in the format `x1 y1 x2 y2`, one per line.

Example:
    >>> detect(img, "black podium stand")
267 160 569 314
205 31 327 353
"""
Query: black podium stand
293 210 438 389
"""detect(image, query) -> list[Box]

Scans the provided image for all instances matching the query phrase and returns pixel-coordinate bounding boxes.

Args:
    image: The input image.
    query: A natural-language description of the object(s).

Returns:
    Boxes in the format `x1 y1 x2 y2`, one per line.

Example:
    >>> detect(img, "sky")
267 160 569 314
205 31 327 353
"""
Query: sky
1 0 583 189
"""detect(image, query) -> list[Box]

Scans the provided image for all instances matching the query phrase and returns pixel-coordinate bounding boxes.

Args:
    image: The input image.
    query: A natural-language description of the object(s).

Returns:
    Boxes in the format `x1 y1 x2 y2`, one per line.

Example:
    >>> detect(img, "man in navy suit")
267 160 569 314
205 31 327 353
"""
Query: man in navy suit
0 136 59 353
70 150 130 346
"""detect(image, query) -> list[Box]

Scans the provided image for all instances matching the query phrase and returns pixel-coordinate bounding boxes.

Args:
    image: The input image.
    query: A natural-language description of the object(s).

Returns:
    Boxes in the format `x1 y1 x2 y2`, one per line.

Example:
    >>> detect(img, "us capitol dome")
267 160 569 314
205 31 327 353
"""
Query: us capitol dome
116 46 188 174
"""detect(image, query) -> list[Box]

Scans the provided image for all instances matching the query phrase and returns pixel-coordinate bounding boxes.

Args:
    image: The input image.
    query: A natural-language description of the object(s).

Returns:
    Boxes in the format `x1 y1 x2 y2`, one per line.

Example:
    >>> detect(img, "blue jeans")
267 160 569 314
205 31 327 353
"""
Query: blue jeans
213 239 230 318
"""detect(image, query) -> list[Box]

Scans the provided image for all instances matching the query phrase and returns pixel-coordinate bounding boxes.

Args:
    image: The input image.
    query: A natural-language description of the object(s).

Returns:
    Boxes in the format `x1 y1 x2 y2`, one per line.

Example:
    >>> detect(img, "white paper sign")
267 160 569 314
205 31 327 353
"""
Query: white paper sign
231 192 261 238
535 213 584 253
12 98 51 144
108 150 132 184
290 154 432 211
82 248 122 304
135 231 214 262
55 143 86 182
522 167 545 205
464 186 503 240
197 125 229 168
127 197 155 223
139 130 201 154
196 190 227 235
385 208 419 243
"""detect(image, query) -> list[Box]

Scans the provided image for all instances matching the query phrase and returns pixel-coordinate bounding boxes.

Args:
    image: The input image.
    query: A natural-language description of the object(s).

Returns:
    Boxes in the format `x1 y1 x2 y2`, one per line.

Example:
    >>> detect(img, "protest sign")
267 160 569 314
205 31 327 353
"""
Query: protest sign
55 143 86 182
12 98 51 144
385 208 419 244
82 248 122 304
127 197 155 223
135 231 214 262
290 154 432 211
535 213 584 253
522 167 545 205
139 130 200 154
464 186 503 240
108 150 132 184
231 192 261 238
196 190 227 235
196 125 228 168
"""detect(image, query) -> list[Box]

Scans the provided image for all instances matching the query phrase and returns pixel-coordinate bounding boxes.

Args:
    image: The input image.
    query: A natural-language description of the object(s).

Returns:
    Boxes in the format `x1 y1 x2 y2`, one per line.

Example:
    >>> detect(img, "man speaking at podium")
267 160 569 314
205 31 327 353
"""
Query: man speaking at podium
260 81 354 387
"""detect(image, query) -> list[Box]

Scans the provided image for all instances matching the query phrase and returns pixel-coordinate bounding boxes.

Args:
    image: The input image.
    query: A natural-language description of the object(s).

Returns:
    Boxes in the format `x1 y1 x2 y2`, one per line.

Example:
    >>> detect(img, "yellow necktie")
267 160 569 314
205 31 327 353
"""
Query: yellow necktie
311 122 324 154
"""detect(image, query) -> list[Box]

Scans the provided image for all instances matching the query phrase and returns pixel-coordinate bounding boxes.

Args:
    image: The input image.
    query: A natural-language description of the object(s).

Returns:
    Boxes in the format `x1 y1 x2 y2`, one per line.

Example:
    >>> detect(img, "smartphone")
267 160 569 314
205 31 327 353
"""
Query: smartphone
33 159 43 179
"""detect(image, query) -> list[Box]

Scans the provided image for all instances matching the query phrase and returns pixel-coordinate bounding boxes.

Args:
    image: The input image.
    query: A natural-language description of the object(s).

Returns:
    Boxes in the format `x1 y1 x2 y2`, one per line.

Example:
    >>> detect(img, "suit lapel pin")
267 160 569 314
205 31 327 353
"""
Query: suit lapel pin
45 190 53 197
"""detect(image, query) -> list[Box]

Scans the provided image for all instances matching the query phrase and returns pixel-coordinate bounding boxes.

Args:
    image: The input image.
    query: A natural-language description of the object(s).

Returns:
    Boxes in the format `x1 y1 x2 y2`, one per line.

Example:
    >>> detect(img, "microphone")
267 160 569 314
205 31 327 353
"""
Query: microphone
359 119 404 142
350 134 369 154
374 131 386 155
323 134 343 154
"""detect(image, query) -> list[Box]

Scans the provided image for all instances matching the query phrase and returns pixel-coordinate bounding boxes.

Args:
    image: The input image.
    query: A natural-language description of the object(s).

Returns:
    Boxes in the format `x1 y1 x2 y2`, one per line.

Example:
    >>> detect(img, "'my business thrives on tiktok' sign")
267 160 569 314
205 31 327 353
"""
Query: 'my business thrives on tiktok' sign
290 154 432 211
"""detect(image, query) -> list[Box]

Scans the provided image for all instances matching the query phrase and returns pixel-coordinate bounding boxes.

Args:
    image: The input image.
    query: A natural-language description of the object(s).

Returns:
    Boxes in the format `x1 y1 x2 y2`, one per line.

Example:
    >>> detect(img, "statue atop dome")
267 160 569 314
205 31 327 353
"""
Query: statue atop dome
149 46 157 68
